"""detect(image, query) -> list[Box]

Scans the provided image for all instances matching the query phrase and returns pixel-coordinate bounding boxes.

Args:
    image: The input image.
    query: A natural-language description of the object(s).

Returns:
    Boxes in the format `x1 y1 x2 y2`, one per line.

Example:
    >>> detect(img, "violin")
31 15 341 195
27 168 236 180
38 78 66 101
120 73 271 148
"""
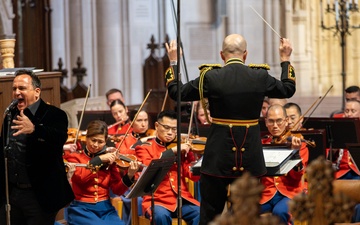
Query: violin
104 146 145 170
66 128 87 150
108 134 125 143
114 154 140 169
273 130 316 148
67 128 87 141
167 134 207 154
145 129 156 137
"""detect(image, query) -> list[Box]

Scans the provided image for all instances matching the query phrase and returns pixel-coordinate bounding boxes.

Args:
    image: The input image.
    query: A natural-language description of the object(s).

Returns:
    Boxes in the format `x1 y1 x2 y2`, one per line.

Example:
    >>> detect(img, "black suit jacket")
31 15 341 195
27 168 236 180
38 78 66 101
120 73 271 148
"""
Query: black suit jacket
0 99 74 213
167 60 296 177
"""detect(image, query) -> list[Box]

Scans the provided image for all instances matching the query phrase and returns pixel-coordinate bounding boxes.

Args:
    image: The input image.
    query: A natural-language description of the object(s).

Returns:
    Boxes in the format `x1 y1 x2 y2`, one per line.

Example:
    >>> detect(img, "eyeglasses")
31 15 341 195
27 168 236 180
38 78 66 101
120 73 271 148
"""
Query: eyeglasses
157 122 177 132
266 118 286 126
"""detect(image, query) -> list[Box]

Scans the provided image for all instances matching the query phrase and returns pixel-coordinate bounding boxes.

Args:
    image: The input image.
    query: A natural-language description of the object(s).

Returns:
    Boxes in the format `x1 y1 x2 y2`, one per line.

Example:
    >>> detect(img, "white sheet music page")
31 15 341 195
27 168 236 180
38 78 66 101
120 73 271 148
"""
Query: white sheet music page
263 149 295 167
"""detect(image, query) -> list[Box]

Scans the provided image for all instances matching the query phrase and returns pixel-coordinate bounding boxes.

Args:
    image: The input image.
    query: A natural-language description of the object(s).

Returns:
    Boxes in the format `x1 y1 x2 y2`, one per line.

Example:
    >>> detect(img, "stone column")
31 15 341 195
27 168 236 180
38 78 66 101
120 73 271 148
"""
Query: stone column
0 36 16 68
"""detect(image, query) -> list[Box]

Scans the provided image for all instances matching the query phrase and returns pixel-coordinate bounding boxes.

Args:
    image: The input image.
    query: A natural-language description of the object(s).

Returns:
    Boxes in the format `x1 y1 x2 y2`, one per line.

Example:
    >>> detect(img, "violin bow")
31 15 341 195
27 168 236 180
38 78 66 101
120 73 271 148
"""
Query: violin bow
115 89 152 152
74 84 91 144
291 96 322 132
278 95 322 142
302 85 333 127
161 89 169 112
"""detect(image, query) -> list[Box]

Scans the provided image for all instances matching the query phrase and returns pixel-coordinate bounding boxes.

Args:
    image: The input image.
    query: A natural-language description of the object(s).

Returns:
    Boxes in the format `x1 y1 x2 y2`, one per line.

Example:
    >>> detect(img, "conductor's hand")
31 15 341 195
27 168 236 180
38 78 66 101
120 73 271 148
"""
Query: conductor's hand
127 161 141 179
11 110 35 136
165 40 183 63
279 38 292 62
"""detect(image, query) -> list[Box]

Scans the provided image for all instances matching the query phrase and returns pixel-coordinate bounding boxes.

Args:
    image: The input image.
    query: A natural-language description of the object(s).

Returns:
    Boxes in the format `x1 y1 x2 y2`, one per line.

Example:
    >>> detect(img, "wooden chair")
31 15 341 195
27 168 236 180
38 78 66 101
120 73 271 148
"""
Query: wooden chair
111 196 124 219
131 198 187 225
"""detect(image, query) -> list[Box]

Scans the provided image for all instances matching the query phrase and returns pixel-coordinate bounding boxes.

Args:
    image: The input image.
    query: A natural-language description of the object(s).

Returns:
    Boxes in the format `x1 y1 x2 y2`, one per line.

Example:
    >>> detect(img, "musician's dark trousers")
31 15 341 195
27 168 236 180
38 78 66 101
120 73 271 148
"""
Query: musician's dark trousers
199 174 236 225
0 187 57 225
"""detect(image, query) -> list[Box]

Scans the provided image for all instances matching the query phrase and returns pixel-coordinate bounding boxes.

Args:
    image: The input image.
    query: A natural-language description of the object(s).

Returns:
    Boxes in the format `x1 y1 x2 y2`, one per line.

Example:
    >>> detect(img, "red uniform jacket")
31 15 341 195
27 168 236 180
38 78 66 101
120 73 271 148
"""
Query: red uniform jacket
117 132 140 155
63 150 132 203
260 138 309 204
326 148 360 179
108 122 132 135
135 137 200 215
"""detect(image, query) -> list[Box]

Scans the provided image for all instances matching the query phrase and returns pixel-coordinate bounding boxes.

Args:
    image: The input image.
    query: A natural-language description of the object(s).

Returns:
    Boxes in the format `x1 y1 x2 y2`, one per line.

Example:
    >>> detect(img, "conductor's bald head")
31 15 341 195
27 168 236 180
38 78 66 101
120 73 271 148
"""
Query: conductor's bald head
221 34 247 62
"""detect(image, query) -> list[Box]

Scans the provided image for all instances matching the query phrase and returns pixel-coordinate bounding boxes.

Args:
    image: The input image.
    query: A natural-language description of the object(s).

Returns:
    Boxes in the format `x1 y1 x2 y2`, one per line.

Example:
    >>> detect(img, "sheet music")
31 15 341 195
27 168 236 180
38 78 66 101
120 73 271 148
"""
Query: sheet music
192 157 203 168
263 149 295 167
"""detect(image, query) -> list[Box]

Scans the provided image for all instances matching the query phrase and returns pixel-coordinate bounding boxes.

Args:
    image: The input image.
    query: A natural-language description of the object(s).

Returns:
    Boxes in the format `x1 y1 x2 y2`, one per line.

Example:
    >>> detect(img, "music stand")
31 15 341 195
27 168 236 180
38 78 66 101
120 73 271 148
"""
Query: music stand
302 117 360 149
292 129 327 164
126 157 175 225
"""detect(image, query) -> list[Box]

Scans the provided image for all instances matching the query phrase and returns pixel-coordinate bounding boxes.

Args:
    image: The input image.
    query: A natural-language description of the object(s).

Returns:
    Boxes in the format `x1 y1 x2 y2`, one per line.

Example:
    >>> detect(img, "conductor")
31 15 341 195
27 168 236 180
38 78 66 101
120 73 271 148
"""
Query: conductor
165 34 296 224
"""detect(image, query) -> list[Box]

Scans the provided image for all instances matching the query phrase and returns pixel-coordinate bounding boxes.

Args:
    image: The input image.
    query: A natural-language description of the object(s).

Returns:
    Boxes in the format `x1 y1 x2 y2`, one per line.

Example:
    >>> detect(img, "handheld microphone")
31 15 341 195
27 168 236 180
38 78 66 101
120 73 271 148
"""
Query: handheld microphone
4 99 19 115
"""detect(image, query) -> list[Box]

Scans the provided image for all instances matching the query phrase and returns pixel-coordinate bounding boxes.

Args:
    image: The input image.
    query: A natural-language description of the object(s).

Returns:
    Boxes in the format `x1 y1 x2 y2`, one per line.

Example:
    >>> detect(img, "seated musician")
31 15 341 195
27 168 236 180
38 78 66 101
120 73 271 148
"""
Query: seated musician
332 86 360 118
196 99 212 125
108 99 132 135
135 110 200 225
115 109 151 225
328 99 360 180
64 120 140 225
284 102 303 131
329 99 360 223
116 109 153 154
261 97 270 117
261 104 309 225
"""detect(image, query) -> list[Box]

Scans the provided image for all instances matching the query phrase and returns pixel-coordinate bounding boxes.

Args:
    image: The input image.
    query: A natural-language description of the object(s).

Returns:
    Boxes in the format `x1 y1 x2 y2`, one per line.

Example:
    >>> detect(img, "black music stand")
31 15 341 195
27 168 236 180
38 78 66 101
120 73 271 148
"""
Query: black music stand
292 129 327 164
126 157 175 225
302 117 360 149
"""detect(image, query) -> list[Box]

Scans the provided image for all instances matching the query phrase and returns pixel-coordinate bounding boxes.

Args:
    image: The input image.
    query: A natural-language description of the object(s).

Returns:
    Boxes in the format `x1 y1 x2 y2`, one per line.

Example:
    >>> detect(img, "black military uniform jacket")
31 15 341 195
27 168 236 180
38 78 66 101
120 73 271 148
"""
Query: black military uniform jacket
166 58 296 177
0 99 74 213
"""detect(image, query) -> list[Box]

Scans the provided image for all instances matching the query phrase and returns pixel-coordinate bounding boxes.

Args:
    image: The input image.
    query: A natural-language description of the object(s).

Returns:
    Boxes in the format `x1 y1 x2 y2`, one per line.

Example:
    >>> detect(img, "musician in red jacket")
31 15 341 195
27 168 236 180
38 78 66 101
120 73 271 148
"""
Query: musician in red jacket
64 120 140 225
135 110 200 225
108 99 132 135
261 104 309 225
328 100 360 180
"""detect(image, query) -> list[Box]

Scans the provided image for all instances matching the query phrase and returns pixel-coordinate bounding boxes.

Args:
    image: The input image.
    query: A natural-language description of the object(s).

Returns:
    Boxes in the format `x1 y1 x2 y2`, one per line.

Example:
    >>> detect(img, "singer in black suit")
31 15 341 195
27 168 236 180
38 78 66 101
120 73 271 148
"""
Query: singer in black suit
0 70 74 225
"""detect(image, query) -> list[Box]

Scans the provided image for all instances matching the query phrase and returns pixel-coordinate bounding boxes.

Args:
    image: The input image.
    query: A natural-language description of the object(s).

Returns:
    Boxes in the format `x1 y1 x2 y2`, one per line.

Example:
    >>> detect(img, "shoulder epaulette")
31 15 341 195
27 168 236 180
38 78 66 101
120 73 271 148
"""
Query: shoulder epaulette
248 63 270 70
198 64 222 74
